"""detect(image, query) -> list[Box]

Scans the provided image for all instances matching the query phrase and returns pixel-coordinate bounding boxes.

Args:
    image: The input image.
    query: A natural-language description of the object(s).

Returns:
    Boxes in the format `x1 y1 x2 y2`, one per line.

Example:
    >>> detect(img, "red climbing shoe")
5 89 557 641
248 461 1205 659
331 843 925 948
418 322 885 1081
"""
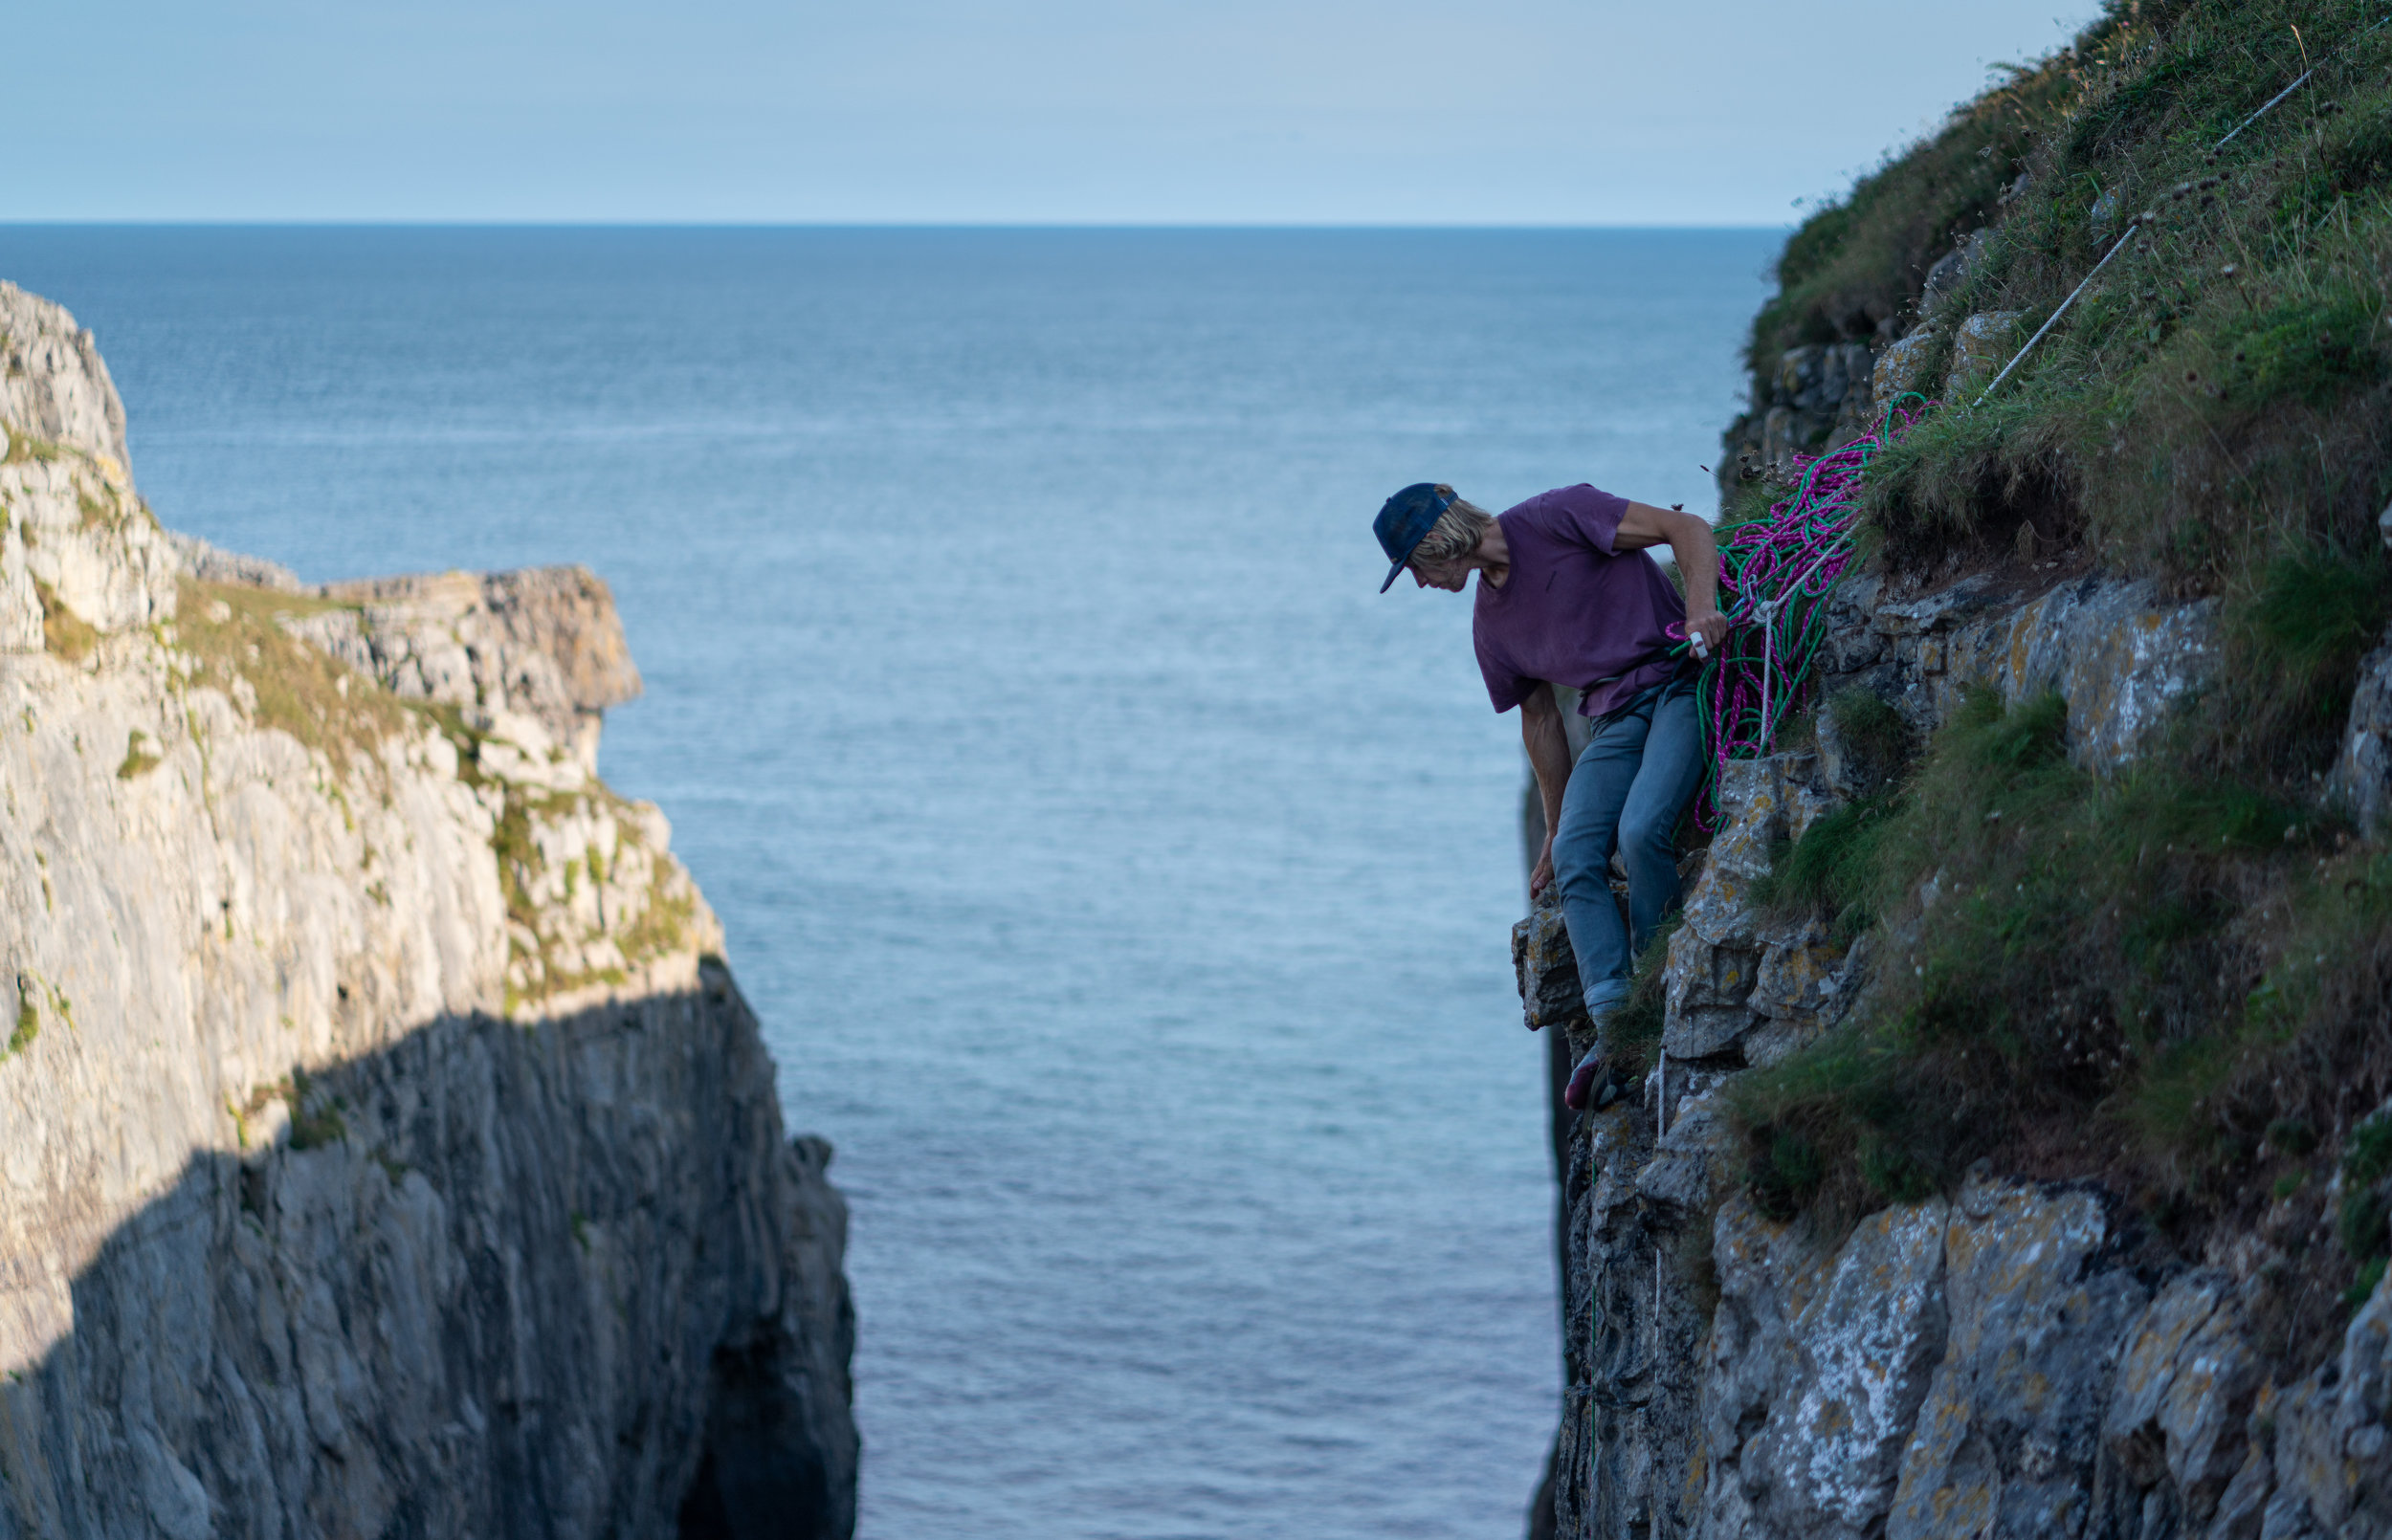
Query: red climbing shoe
1562 1046 1607 1111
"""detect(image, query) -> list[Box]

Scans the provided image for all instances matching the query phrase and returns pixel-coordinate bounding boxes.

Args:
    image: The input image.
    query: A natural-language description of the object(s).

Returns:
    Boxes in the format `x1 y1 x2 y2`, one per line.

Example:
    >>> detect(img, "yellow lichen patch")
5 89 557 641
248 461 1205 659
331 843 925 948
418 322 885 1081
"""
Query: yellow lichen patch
172 578 403 773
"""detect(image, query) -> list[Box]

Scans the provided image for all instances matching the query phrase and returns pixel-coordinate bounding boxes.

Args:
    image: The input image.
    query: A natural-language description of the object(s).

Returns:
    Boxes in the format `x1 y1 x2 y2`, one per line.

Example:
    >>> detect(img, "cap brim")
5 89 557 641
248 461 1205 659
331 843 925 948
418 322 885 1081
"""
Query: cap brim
1379 558 1406 593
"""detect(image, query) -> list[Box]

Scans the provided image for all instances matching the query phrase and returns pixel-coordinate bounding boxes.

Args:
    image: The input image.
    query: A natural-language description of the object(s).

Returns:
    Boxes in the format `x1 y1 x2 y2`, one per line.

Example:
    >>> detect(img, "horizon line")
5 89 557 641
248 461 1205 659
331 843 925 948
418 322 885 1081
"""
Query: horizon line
0 217 1798 233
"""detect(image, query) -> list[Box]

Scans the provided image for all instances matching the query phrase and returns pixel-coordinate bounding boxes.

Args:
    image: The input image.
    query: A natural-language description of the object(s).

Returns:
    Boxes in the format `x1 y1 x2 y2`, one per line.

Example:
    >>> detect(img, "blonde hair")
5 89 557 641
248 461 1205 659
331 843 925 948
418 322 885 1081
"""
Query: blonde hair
1408 487 1495 569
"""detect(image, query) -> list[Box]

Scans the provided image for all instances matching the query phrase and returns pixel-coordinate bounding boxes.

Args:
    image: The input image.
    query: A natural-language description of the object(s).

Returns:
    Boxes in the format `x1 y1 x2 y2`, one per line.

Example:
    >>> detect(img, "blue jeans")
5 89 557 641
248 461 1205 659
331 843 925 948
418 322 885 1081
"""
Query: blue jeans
1551 674 1705 1014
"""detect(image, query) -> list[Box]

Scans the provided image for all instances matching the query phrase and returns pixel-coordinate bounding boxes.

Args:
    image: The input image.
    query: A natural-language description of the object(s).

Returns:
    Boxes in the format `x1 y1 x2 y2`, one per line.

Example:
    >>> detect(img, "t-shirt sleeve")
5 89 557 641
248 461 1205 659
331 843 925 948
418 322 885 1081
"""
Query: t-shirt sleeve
1539 483 1630 555
1475 627 1533 714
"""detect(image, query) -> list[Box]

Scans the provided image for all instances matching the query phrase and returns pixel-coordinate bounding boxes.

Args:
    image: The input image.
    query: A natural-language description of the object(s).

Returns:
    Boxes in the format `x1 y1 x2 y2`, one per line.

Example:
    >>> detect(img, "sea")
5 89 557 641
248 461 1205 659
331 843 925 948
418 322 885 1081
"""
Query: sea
0 226 1778 1540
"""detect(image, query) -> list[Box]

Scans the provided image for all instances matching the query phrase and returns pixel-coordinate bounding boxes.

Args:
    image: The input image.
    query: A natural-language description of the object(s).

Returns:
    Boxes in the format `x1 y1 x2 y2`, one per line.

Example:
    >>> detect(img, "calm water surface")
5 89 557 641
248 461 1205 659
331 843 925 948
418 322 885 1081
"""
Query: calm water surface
0 226 1774 1539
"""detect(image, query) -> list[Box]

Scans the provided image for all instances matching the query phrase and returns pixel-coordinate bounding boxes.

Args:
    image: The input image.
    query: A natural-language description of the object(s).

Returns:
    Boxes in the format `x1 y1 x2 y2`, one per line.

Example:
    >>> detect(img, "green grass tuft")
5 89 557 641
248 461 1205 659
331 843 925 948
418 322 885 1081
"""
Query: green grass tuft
116 731 160 780
1732 687 2324 1215
9 985 35 1059
1828 689 1913 781
1753 793 1894 935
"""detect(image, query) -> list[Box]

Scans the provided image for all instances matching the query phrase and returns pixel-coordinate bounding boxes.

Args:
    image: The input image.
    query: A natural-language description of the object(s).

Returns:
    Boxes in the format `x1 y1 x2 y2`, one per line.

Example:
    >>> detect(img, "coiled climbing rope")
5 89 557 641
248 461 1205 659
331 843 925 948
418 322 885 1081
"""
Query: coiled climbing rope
1675 393 1933 827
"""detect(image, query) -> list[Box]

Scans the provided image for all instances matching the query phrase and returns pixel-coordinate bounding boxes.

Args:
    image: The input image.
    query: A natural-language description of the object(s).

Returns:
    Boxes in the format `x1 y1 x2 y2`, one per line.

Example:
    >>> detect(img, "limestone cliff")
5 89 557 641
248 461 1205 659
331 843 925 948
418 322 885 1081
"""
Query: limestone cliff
0 280 856 1536
1522 5 2392 1519
1521 551 2392 1539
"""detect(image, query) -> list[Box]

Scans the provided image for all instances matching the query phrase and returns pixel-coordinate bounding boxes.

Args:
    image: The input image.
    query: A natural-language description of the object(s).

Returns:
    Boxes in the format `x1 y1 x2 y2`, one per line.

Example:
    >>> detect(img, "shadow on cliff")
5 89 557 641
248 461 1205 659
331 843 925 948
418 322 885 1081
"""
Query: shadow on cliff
0 963 857 1540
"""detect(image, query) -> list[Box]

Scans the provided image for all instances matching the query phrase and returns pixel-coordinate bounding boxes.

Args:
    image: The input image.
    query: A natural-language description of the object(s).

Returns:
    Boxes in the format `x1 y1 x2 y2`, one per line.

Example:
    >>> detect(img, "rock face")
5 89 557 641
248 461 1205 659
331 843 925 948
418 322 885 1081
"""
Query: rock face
2329 639 2392 836
1728 343 1881 474
1716 230 2021 479
1521 553 2392 1539
1944 309 2027 399
0 283 855 1534
301 566 644 772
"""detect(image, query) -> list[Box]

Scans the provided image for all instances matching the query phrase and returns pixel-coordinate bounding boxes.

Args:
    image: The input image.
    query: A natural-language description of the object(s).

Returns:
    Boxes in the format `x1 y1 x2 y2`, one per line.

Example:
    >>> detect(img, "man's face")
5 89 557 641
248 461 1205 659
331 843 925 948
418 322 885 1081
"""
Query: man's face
1409 555 1469 592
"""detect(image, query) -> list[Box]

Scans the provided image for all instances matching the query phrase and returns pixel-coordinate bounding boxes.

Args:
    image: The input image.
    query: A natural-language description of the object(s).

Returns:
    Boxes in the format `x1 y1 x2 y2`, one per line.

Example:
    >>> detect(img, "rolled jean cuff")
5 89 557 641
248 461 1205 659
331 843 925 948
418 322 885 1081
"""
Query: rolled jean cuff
1583 982 1628 1014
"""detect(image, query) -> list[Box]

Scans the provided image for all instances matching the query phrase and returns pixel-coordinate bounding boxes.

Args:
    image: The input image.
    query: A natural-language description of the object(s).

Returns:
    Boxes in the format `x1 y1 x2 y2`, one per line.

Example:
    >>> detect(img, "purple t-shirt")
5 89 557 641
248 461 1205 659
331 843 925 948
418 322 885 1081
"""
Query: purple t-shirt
1473 484 1687 719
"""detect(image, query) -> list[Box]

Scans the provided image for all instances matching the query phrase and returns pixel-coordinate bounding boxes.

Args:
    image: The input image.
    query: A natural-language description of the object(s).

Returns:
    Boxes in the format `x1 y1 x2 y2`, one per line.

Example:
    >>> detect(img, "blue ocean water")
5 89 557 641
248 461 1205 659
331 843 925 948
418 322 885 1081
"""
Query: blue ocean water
0 227 1776 1539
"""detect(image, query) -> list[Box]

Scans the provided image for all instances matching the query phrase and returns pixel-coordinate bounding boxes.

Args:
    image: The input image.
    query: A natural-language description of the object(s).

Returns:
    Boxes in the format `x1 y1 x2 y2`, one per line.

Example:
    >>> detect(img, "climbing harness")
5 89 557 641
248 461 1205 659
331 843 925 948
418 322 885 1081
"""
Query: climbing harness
1675 394 1932 827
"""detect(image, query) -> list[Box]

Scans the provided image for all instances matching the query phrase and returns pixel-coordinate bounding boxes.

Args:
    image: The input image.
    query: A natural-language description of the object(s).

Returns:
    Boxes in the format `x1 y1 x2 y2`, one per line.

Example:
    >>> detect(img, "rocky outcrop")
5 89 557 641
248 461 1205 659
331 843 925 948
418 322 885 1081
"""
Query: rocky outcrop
0 283 854 1534
1519 554 2392 1539
2329 639 2392 837
1944 310 2027 400
166 532 301 594
0 284 130 473
1811 567 2217 769
300 566 643 772
1726 344 1881 476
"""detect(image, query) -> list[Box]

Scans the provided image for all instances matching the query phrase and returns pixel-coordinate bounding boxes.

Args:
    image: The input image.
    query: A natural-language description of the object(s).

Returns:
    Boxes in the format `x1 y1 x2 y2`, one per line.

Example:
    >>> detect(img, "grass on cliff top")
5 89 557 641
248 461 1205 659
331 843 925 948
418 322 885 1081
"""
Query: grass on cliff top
1758 0 2392 613
173 579 404 771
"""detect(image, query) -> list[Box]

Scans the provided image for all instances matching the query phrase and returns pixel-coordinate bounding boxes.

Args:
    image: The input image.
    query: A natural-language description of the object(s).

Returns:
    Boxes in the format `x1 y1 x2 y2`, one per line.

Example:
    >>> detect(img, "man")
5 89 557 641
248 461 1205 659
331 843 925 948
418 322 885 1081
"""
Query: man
1374 482 1727 1111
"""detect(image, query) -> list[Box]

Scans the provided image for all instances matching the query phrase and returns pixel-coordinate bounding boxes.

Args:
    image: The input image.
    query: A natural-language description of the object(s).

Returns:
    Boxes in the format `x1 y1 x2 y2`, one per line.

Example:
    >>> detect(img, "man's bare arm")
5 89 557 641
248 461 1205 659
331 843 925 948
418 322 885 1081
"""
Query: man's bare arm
1521 688 1573 896
1614 501 1727 649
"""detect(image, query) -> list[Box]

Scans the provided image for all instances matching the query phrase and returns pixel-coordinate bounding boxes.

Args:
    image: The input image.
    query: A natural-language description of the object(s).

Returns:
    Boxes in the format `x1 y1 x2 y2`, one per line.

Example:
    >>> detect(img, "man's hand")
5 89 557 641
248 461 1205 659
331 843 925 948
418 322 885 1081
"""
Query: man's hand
1530 834 1556 899
1684 605 1728 652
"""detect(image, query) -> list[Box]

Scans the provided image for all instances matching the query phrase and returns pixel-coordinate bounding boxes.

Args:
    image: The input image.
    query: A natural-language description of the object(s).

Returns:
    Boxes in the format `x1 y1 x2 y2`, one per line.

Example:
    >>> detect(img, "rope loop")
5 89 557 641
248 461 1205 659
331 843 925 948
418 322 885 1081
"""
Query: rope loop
1688 393 1934 828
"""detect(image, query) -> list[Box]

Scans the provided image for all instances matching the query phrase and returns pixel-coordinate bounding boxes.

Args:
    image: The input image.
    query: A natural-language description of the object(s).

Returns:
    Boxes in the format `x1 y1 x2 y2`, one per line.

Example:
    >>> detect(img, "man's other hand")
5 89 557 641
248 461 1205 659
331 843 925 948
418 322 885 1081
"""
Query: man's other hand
1685 605 1728 651
1530 834 1556 899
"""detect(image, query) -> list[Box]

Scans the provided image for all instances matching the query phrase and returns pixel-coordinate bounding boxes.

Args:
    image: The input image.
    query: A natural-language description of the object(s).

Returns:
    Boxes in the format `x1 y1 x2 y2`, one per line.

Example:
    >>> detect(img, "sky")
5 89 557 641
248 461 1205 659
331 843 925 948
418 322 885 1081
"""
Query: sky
15 0 2105 225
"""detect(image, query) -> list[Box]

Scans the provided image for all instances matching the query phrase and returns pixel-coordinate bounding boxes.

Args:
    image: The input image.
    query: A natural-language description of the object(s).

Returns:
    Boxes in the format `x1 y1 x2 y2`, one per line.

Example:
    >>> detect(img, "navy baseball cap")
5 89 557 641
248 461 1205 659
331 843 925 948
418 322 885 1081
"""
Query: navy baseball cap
1374 482 1452 592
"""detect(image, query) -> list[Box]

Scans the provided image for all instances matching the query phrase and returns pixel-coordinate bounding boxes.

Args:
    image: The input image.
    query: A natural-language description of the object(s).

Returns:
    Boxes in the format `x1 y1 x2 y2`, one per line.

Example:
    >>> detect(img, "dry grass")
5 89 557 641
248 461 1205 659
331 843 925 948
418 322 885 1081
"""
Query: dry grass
33 581 96 664
172 579 404 771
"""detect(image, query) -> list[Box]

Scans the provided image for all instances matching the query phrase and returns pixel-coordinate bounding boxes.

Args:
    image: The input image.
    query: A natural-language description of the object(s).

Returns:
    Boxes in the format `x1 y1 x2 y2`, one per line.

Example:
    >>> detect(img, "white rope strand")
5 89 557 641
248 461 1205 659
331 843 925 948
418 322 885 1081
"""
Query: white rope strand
1972 12 2391 407
2215 69 2314 150
1971 225 2137 408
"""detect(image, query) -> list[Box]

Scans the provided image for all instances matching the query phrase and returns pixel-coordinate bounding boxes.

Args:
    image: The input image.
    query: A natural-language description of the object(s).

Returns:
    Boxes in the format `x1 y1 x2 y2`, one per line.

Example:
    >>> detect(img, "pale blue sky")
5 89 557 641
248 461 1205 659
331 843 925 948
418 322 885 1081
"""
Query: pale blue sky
17 0 2101 223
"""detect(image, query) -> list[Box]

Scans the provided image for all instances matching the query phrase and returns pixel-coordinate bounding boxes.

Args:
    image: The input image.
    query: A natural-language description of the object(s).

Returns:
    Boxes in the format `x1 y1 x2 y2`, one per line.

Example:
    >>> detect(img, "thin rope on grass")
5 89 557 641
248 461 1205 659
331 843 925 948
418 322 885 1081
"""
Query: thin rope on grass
1968 12 2391 409
1971 221 2141 407
2214 69 2316 151
2213 14 2392 149
1681 394 1934 828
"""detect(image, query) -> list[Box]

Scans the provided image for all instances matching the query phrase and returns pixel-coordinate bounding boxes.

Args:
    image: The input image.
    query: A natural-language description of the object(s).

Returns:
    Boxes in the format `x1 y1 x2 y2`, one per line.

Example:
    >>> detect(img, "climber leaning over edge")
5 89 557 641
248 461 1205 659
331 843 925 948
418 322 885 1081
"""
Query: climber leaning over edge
1373 482 1727 1112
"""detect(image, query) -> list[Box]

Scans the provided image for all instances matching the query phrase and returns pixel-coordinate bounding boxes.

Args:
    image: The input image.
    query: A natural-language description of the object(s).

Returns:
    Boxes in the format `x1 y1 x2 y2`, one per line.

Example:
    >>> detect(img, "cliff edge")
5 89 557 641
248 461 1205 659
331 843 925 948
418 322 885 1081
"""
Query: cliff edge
1524 3 2392 1533
0 279 857 1536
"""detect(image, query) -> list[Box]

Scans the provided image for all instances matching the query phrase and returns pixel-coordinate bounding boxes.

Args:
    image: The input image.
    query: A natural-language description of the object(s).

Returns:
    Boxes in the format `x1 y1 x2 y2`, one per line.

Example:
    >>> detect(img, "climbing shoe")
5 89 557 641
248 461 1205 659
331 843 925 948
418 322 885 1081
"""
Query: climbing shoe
1562 1045 1608 1111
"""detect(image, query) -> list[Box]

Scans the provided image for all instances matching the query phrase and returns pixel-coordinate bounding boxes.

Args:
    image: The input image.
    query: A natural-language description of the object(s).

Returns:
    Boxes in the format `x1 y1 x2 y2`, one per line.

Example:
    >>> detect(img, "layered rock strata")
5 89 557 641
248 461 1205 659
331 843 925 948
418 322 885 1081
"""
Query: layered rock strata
1521 555 2392 1539
0 280 855 1536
